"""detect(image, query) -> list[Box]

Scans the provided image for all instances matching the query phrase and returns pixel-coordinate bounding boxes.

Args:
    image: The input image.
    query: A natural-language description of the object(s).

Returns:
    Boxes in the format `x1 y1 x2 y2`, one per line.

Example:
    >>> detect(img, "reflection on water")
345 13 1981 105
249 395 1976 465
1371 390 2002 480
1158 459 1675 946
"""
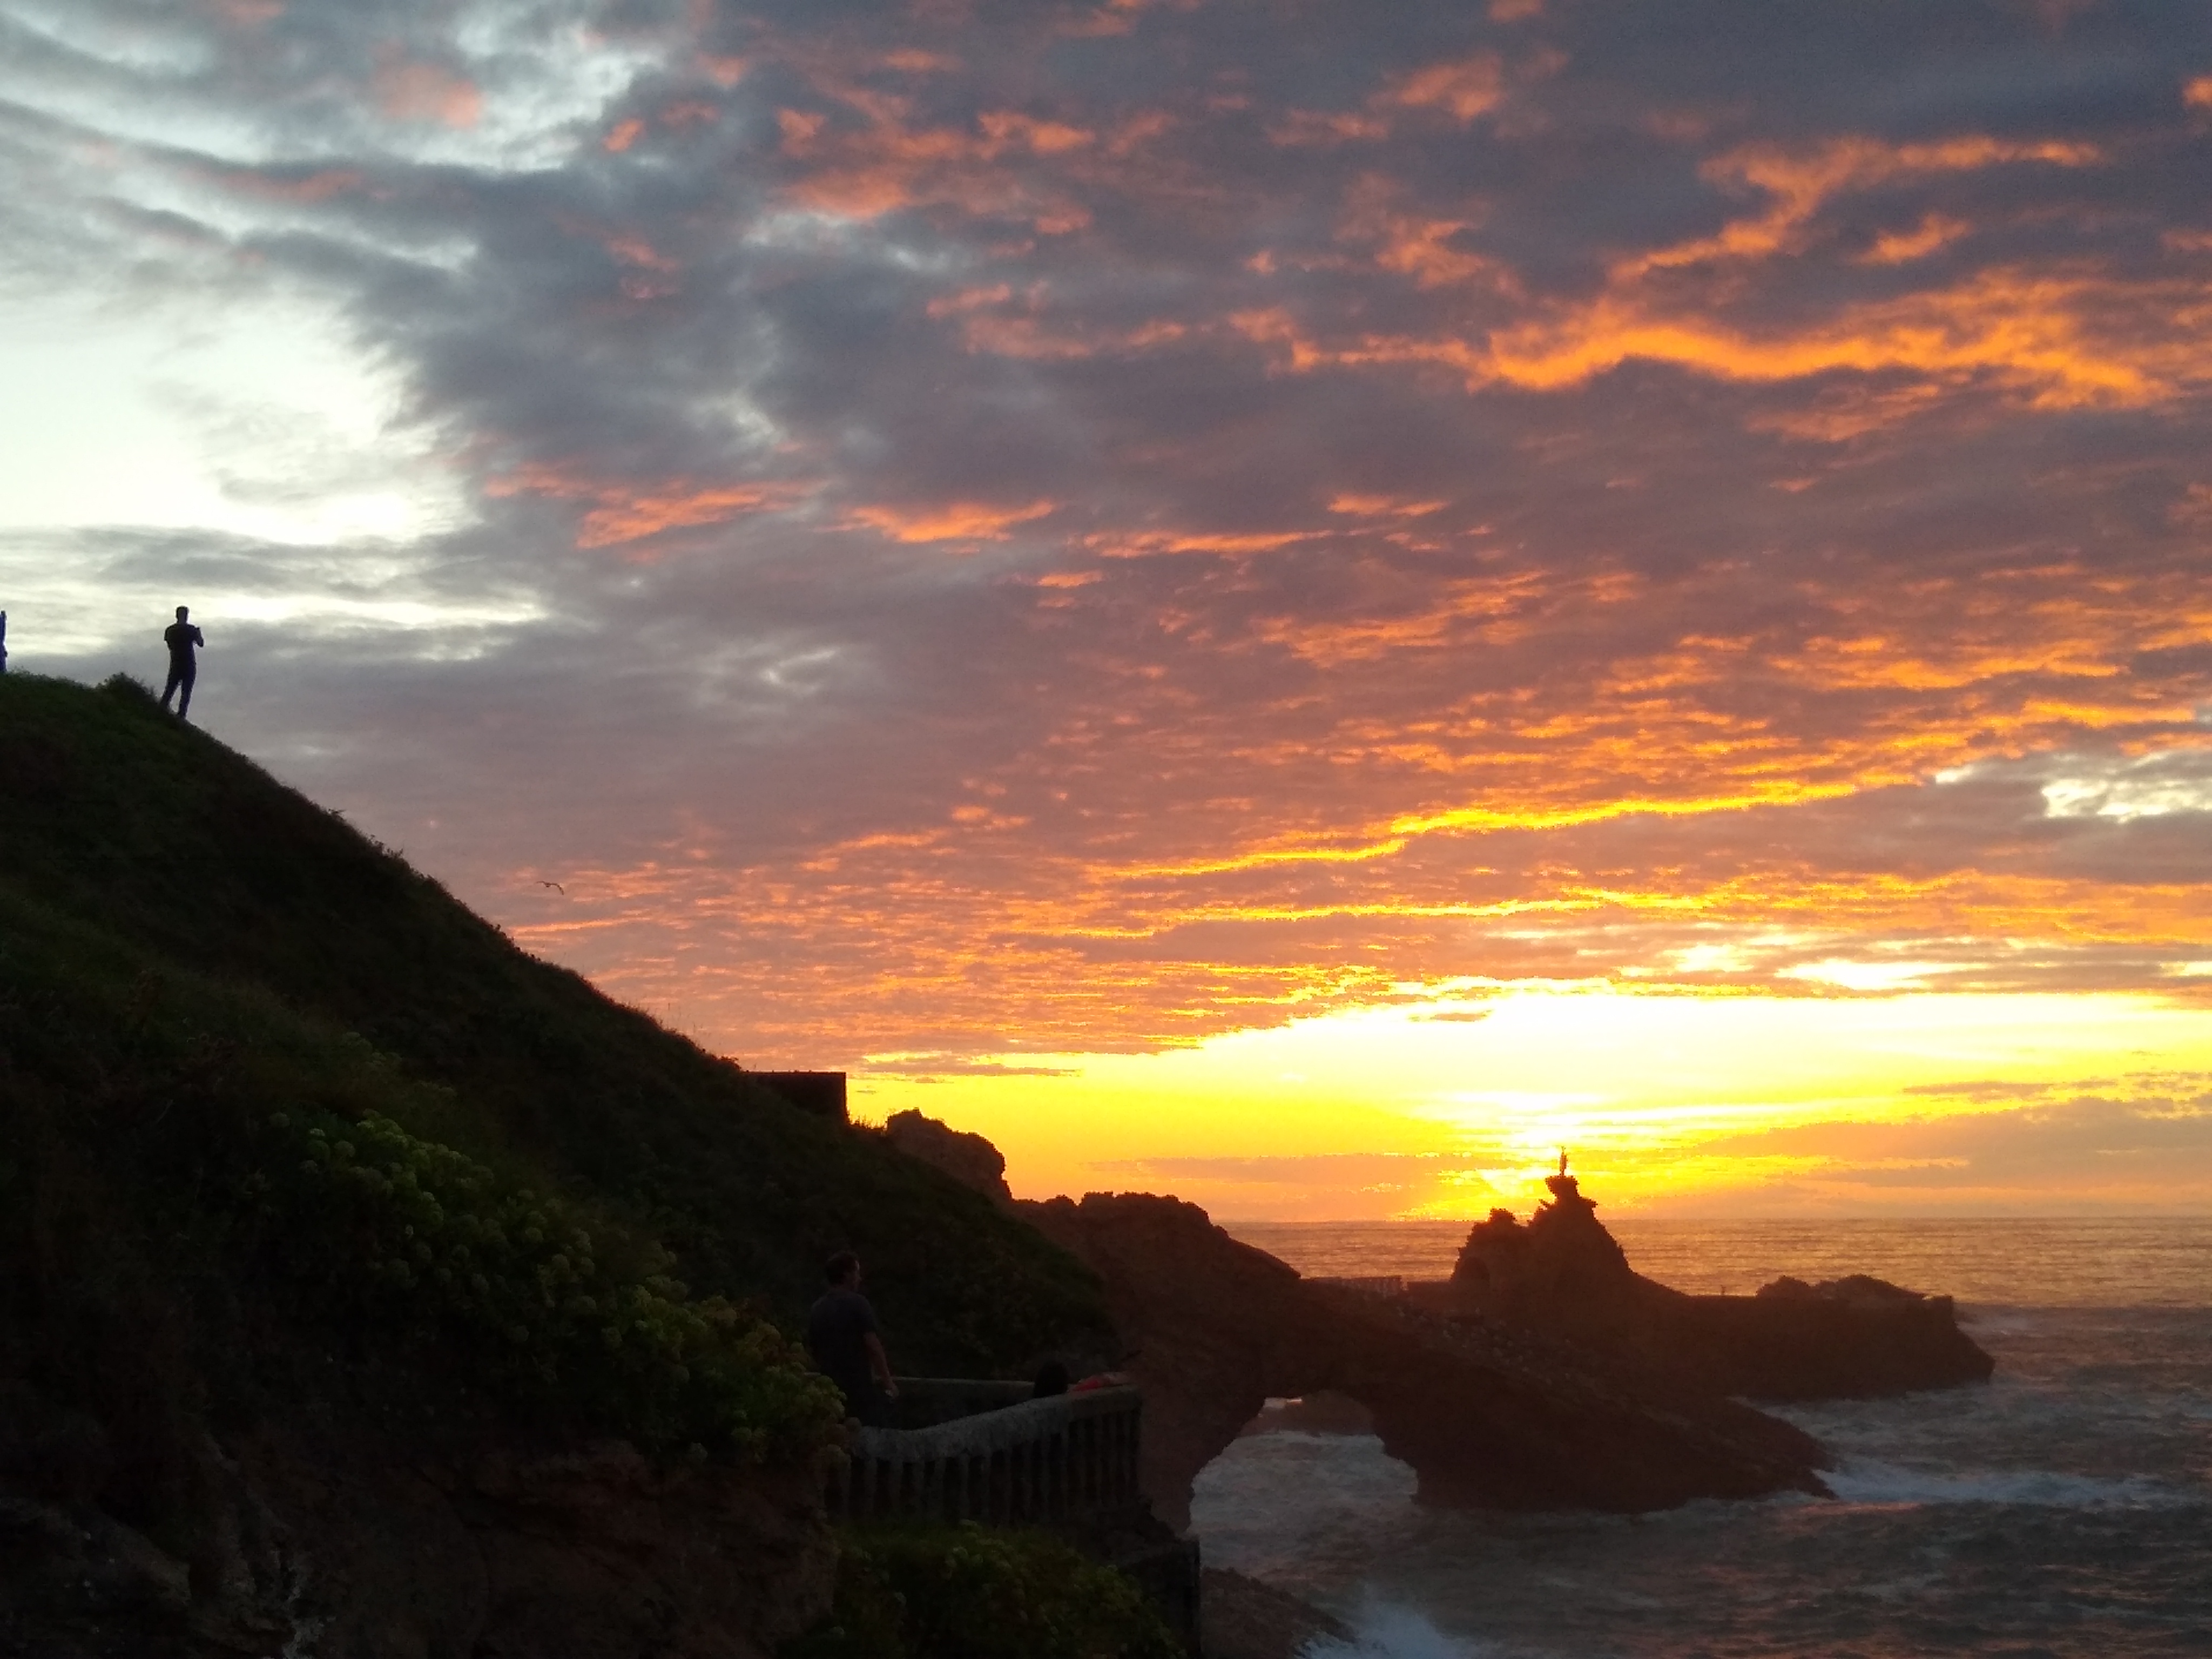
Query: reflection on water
1224 1216 2212 1306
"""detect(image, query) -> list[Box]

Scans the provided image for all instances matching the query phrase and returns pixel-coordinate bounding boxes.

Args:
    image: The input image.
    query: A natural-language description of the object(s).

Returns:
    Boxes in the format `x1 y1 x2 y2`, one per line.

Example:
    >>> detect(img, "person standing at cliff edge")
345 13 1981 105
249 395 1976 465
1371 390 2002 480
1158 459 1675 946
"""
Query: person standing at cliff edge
160 605 204 719
807 1251 899 1426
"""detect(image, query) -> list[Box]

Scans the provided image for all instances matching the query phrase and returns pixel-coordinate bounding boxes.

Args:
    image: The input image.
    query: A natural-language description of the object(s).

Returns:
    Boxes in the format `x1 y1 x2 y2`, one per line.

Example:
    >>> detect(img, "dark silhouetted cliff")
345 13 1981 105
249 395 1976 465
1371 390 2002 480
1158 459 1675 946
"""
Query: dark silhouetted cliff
0 674 1113 1657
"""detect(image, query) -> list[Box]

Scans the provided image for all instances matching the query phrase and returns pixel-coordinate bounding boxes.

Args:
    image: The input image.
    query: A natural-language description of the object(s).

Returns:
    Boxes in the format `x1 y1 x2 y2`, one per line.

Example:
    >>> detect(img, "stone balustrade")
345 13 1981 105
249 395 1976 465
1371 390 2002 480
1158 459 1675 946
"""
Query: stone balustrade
824 1378 1145 1526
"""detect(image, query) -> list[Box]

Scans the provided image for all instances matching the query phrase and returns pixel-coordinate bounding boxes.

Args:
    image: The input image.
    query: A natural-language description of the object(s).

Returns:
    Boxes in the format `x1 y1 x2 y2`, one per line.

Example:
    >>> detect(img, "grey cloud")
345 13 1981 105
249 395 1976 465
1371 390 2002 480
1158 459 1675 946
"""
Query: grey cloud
6 0 2211 1059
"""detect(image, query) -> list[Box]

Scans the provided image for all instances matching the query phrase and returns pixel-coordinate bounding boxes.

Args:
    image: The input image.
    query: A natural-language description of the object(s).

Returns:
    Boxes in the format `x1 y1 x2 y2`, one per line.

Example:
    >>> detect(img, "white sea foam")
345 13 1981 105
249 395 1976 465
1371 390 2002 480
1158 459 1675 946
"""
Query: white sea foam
1305 1597 1494 1658
1823 1459 2181 1509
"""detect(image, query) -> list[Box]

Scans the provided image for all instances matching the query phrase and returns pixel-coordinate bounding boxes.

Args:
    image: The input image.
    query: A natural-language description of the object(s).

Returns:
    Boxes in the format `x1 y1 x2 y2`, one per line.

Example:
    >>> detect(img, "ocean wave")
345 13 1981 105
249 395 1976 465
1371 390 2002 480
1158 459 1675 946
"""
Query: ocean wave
1822 1459 2187 1509
1306 1599 1495 1659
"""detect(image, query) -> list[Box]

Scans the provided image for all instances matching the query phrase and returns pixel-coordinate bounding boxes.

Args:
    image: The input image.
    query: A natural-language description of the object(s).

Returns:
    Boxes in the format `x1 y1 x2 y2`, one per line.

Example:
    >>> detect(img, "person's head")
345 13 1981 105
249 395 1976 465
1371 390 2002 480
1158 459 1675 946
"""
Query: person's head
174 605 189 621
1033 1359 1070 1399
825 1250 861 1288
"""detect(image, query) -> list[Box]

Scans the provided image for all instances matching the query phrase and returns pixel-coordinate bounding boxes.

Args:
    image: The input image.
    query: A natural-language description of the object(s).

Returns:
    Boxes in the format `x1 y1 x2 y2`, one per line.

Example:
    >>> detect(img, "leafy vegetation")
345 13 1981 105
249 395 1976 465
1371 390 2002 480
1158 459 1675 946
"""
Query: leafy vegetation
784 1525 1183 1659
244 1104 846 1459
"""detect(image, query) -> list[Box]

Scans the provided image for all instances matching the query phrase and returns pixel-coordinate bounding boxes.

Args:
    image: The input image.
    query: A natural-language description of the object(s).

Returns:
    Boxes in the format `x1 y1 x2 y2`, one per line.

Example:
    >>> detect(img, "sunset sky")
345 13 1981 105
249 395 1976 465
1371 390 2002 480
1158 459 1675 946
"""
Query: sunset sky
6 0 2212 1218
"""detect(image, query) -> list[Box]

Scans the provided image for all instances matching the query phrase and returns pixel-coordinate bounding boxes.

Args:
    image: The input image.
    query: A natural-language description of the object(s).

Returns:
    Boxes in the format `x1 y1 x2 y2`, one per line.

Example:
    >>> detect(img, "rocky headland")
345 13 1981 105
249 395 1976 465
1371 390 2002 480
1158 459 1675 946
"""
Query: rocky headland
1439 1166 1995 1400
1020 1190 1832 1529
892 1125 1991 1530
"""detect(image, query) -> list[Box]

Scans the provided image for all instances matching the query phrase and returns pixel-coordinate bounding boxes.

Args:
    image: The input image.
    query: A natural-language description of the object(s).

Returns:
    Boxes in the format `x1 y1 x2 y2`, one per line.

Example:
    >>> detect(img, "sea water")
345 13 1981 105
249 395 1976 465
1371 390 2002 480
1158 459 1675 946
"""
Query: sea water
1199 1219 2212 1658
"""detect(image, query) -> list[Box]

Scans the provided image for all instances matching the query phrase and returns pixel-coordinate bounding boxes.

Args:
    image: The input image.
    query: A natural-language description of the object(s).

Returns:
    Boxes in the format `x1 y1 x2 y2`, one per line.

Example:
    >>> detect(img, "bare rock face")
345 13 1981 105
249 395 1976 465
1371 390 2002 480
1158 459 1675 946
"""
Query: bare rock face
1453 1173 1639 1323
1446 1175 1994 1401
1678 1273 1994 1400
1022 1191 1828 1529
1202 1567 1353 1659
0 1404 838 1659
883 1110 1014 1204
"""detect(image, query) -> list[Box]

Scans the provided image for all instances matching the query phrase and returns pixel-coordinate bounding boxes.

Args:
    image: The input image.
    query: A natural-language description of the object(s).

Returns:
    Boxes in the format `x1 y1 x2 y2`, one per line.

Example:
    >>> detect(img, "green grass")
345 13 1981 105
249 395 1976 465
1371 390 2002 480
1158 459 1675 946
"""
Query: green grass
783 1524 1183 1659
0 673 1111 1479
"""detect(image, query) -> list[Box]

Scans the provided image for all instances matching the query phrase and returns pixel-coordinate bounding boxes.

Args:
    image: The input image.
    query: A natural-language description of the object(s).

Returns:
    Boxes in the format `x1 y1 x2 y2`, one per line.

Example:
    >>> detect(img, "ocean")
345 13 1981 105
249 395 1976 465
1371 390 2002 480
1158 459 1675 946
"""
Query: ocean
1200 1218 2212 1658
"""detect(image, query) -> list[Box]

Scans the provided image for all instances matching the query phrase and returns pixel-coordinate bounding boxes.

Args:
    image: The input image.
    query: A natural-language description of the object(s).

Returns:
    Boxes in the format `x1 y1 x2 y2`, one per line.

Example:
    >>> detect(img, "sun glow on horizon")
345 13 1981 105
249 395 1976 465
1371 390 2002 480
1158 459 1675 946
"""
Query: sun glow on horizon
852 987 2212 1222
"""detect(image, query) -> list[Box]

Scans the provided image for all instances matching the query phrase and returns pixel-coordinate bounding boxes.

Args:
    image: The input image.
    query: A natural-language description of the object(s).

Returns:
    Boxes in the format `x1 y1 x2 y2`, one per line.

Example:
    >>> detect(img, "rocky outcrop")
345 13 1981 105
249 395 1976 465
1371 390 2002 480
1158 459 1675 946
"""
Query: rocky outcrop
1202 1567 1352 1659
1021 1191 1828 1529
1445 1170 1994 1400
1670 1274 1993 1400
882 1110 1015 1205
0 1393 837 1659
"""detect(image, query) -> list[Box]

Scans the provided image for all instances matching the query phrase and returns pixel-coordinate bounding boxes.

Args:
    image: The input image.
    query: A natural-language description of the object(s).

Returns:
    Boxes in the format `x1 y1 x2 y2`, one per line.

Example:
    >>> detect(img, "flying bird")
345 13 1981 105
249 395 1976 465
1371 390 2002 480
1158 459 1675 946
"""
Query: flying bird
539 880 565 894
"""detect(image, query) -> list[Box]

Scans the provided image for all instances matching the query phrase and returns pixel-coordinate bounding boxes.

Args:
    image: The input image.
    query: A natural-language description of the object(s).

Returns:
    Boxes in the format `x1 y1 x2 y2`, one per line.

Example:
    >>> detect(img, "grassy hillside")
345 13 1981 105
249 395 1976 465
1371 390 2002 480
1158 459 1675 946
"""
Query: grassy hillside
0 673 1110 1465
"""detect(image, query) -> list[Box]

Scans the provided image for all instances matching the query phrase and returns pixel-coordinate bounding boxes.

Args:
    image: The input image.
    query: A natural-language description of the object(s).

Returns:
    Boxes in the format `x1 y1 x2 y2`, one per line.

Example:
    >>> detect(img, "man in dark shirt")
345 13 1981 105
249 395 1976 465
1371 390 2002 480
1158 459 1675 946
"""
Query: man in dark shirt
160 605 204 719
806 1251 897 1426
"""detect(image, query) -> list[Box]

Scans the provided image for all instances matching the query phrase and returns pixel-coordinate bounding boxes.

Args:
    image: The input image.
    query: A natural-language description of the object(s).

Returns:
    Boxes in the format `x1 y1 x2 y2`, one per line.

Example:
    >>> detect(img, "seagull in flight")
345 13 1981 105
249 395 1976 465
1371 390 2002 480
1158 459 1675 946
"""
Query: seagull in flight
539 880 565 894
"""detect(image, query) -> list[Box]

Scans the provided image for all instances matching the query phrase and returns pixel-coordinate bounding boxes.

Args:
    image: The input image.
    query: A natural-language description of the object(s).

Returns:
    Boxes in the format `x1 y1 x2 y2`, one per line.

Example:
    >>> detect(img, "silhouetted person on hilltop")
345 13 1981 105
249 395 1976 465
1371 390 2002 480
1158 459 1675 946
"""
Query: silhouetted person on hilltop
807 1251 898 1426
160 606 204 718
1 609 8 675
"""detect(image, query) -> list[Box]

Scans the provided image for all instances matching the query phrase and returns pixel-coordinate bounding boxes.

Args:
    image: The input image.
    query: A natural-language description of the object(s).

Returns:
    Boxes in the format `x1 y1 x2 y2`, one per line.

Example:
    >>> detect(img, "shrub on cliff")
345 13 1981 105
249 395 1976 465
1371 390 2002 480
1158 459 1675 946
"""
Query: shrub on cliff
236 1105 845 1459
786 1524 1182 1659
0 876 840 1463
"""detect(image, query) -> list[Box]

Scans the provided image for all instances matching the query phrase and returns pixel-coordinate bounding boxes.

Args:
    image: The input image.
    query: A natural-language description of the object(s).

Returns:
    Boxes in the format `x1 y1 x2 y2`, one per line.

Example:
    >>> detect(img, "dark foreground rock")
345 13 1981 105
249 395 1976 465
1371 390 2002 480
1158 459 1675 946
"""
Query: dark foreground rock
1201 1567 1352 1659
1022 1192 1829 1529
0 1391 835 1659
1445 1170 1994 1400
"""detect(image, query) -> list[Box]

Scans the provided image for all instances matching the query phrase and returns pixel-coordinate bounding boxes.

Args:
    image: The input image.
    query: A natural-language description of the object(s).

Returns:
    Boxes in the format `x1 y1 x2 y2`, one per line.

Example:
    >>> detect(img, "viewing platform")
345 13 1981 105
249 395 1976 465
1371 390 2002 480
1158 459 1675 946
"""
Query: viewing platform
825 1377 1146 1526
824 1377 1198 1648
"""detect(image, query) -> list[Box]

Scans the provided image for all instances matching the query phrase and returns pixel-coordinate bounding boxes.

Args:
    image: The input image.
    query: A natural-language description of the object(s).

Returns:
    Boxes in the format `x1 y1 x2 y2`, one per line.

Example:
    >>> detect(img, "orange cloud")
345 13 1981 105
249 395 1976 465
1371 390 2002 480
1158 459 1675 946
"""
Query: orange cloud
1237 258 2212 410
923 284 1190 361
847 499 1057 543
884 50 960 73
604 118 644 153
1382 54 1506 124
1271 52 1506 148
1338 174 1511 290
1622 134 2102 276
772 76 1100 224
2187 75 2212 112
578 488 785 548
1083 528 1317 557
777 97 1098 229
1492 267 2204 406
926 284 1015 318
977 111 1094 155
1860 213 1970 265
488 467 797 550
373 55 483 129
1326 495 1447 517
1770 632 2121 693
1251 570 1548 663
605 234 678 273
